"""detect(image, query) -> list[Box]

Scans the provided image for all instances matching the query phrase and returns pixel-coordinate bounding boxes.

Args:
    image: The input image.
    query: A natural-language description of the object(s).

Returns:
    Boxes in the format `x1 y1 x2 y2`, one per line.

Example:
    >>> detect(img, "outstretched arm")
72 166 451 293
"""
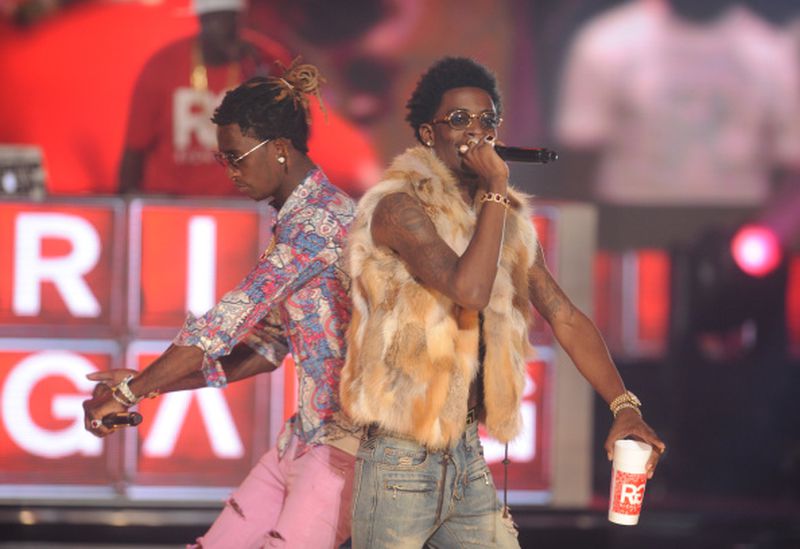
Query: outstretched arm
83 343 279 437
528 242 666 476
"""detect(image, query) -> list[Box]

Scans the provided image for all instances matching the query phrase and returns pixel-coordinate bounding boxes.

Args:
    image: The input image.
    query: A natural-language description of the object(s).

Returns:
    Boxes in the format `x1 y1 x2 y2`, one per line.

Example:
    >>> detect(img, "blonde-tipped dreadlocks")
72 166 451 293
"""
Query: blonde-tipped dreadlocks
212 59 328 154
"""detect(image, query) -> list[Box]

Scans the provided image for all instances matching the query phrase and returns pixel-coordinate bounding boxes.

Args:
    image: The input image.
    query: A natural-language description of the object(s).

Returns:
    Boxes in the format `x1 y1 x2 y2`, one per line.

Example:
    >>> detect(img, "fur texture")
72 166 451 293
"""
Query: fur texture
341 146 538 449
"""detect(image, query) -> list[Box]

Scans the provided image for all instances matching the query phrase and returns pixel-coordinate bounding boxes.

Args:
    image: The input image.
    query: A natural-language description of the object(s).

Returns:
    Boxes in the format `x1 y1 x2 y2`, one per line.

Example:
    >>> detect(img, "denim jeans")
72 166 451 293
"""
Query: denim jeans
351 421 520 548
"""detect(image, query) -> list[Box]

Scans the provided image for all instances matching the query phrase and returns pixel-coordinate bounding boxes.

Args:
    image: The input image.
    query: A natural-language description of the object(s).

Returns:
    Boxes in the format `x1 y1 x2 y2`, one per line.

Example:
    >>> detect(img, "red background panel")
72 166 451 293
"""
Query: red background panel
593 250 671 358
594 251 614 343
0 202 120 329
134 204 265 329
788 254 800 357
635 250 670 351
0 344 117 485
484 357 550 492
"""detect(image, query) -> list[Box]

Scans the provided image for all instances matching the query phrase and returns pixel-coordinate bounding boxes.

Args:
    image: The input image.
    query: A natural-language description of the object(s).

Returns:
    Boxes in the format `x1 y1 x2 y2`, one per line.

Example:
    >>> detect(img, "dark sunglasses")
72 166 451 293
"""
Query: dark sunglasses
431 109 502 131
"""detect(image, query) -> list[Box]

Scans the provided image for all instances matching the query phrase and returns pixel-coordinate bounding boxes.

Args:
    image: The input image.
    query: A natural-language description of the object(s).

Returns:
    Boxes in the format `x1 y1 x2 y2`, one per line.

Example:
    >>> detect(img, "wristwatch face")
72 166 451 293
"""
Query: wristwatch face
627 390 641 406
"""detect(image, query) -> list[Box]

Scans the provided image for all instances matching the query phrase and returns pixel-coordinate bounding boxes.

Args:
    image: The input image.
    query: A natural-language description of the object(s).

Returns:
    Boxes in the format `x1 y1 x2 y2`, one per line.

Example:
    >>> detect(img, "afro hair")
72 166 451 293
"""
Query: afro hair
406 57 502 143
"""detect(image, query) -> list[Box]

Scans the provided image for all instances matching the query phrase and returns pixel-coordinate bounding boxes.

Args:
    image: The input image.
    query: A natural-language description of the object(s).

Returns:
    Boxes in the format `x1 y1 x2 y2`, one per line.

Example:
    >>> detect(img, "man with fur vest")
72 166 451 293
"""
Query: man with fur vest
340 57 666 548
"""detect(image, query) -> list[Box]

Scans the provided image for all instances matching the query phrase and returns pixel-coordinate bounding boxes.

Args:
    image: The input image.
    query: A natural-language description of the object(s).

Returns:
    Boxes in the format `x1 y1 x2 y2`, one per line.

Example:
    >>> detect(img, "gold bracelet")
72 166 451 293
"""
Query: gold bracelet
610 390 642 417
612 401 642 418
480 192 510 210
609 391 632 411
609 390 641 411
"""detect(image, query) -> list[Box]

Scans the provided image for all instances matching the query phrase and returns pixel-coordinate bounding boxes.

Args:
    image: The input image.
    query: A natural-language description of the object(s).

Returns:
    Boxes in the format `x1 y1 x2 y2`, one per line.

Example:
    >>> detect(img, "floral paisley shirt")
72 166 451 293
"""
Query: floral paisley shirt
173 169 360 455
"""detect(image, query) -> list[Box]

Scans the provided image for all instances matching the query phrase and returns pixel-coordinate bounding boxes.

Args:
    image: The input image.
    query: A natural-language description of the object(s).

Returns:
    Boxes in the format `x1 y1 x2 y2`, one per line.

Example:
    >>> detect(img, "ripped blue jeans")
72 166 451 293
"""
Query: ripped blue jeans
351 421 519 548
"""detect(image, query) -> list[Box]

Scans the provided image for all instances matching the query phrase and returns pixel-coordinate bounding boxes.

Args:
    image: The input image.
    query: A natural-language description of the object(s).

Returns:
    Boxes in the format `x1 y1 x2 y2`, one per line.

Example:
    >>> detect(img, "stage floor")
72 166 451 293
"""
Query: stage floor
1 503 799 549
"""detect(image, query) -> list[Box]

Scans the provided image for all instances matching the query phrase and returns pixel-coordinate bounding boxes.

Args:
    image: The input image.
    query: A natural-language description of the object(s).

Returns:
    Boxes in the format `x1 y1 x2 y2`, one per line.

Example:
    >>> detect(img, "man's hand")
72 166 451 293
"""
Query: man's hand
604 409 666 479
82 368 137 438
459 135 509 192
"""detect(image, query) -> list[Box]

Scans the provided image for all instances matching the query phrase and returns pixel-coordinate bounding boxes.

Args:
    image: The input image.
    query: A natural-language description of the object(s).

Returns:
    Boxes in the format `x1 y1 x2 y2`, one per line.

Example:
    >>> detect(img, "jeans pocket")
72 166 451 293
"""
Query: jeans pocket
358 473 439 544
464 456 500 515
468 467 492 487
467 454 497 490
383 476 437 499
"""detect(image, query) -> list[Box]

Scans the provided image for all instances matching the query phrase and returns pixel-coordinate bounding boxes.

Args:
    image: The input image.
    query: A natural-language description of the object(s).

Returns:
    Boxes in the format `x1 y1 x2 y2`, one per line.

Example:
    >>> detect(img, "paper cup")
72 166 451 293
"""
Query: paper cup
608 439 652 525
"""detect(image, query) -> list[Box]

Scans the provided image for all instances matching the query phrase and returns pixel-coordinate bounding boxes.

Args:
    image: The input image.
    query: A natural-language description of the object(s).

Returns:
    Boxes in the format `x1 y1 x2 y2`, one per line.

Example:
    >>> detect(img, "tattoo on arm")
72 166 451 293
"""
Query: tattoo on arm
529 243 576 323
372 193 459 292
386 195 429 235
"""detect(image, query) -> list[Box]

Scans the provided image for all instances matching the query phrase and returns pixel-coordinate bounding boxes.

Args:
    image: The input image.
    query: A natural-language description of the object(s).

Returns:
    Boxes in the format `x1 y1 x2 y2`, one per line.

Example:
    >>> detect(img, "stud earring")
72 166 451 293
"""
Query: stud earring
277 156 286 164
425 141 433 147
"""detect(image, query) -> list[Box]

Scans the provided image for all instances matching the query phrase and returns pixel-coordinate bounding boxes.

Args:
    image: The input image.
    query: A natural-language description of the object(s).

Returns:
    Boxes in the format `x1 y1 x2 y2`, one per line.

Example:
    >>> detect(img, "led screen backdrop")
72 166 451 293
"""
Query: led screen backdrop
0 198 563 504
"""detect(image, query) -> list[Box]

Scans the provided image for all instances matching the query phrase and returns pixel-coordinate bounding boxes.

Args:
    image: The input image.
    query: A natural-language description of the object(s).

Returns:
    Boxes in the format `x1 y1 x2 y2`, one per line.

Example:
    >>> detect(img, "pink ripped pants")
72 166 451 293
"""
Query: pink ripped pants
190 433 355 548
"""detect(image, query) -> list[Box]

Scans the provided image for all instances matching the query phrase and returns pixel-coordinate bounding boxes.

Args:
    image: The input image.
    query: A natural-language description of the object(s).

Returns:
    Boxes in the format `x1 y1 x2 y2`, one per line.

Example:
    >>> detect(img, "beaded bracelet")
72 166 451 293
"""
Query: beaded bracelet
480 192 510 209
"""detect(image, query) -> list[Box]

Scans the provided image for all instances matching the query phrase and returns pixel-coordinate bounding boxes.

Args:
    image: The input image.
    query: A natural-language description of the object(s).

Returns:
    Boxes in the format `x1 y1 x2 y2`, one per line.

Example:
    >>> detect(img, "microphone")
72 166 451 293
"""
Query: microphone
101 411 143 428
495 145 558 164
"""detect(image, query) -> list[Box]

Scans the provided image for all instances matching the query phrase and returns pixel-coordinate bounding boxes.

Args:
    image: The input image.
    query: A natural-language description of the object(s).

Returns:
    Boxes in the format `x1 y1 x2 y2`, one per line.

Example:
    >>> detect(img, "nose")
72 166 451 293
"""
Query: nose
465 122 487 139
226 164 240 179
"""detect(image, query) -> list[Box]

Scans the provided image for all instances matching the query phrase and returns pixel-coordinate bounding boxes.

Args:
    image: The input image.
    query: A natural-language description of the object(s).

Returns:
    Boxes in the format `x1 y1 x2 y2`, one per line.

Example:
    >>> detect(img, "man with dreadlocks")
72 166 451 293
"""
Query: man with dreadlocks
84 61 361 548
340 56 666 547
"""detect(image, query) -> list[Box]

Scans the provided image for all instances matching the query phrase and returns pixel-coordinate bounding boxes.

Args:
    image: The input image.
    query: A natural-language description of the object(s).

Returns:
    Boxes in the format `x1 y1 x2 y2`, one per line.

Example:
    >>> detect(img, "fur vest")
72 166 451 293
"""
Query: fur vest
341 146 538 449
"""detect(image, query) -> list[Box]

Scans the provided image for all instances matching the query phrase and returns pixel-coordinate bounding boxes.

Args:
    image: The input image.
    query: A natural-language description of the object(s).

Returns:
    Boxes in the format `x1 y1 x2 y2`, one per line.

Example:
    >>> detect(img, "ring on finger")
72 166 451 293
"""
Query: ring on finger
90 419 102 429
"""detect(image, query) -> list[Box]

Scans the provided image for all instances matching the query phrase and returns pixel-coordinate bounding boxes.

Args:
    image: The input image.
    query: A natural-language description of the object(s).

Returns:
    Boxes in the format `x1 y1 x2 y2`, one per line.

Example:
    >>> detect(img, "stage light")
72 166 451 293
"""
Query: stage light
730 224 782 278
670 224 789 359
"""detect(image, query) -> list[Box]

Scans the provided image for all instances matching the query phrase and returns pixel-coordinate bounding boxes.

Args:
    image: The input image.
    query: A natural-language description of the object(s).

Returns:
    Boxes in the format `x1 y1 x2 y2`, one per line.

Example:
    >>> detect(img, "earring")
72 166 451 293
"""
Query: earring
425 141 433 147
277 156 286 164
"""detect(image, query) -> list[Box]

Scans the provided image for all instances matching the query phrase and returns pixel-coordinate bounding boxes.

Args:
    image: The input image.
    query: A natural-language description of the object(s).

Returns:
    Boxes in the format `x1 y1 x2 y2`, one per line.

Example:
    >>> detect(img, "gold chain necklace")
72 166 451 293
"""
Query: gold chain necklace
191 40 243 92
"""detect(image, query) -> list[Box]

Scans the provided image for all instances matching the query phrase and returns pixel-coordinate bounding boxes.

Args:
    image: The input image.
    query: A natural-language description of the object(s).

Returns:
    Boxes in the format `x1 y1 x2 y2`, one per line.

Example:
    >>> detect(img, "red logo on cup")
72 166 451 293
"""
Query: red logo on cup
611 470 647 515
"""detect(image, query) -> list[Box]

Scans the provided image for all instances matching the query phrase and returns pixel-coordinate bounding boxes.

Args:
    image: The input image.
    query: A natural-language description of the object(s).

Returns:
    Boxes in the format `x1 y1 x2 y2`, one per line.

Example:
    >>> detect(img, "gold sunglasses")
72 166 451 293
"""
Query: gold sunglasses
431 109 502 131
214 138 271 169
